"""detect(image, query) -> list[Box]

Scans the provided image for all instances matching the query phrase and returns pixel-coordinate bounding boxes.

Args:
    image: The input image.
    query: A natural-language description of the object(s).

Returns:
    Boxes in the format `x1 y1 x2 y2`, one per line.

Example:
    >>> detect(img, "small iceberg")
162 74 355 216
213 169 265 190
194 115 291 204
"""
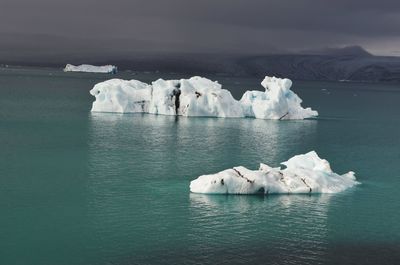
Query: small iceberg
190 151 359 194
89 75 317 120
64 64 117 74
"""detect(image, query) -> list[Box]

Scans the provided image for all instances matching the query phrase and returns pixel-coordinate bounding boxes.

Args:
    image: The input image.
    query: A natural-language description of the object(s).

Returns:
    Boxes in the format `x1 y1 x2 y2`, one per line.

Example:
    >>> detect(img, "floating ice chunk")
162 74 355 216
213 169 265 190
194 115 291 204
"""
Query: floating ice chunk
148 79 180 115
178 77 244 117
144 77 244 117
64 64 117 73
189 151 359 194
89 75 317 120
240 76 318 119
90 79 152 113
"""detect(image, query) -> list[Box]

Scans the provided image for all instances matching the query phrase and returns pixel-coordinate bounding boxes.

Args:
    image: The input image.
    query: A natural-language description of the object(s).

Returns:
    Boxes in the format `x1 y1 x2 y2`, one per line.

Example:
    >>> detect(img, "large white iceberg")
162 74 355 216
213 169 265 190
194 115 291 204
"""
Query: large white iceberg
64 64 117 74
89 75 317 120
190 151 359 194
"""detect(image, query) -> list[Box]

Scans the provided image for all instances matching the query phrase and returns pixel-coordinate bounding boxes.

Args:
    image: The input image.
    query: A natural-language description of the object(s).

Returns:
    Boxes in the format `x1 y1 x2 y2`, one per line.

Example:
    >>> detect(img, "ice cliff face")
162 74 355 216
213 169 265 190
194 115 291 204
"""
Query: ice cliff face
64 64 117 73
89 76 318 120
190 151 359 194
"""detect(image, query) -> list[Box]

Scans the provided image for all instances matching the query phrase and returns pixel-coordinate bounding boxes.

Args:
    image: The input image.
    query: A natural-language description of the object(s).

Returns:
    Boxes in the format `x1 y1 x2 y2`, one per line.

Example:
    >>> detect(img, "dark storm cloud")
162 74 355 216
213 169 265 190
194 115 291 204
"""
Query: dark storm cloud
1 0 400 60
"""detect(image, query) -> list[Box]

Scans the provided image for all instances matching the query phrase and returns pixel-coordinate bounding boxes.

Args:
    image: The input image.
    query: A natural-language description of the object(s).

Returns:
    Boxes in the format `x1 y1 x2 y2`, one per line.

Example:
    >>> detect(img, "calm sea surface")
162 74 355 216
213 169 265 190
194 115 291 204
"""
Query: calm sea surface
0 67 399 265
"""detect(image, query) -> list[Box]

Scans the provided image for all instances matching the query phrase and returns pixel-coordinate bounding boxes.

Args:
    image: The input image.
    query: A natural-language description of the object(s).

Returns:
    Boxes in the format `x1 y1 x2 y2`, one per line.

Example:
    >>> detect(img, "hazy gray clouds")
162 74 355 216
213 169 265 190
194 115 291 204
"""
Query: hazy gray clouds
1 0 399 60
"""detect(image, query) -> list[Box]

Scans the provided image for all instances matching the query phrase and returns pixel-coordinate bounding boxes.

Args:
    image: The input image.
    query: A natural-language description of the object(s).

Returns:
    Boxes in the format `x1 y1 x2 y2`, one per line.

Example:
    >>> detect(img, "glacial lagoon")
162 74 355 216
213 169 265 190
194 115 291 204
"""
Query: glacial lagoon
1 67 399 265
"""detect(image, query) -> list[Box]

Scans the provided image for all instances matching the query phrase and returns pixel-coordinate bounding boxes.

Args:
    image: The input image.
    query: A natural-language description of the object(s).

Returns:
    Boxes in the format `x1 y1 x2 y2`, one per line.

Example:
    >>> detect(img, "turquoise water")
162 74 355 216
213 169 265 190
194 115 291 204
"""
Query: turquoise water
1 67 399 265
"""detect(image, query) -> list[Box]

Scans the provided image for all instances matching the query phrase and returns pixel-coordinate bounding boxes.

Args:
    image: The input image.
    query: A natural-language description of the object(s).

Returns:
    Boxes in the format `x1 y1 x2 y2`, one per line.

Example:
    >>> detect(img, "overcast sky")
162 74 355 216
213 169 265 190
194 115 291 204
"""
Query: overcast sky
1 0 400 60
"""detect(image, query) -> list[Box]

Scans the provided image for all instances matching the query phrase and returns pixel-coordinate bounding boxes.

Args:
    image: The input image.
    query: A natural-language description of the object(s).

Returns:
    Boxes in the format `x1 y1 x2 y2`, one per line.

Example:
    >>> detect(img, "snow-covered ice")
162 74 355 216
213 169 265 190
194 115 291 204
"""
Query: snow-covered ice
89 75 318 120
89 79 151 113
190 151 359 194
240 77 317 119
64 64 117 74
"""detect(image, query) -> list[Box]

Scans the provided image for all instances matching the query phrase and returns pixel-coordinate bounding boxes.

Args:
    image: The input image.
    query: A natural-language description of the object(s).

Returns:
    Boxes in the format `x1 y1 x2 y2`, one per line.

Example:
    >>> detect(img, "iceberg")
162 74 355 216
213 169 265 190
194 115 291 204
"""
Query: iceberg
89 75 317 120
64 64 117 74
190 151 359 194
240 77 317 119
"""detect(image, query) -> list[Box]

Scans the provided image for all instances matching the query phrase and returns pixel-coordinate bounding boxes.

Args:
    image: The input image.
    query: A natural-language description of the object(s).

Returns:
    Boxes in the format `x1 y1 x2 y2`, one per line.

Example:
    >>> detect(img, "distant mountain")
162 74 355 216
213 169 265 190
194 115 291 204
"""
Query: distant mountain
300 45 373 57
2 45 400 82
237 53 400 82
108 52 400 82
81 47 400 82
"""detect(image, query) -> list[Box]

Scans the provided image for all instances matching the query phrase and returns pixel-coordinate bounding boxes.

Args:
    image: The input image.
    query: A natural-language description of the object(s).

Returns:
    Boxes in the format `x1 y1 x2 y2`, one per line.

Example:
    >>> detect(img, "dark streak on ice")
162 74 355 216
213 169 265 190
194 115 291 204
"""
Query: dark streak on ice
279 112 289 120
301 177 312 193
172 87 181 114
233 168 255 183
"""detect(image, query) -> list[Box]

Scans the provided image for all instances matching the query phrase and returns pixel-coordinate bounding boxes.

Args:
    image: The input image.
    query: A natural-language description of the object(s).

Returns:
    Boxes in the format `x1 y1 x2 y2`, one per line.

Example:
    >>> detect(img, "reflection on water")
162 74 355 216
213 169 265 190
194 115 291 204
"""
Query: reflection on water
188 193 332 264
88 112 318 170
190 193 331 212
